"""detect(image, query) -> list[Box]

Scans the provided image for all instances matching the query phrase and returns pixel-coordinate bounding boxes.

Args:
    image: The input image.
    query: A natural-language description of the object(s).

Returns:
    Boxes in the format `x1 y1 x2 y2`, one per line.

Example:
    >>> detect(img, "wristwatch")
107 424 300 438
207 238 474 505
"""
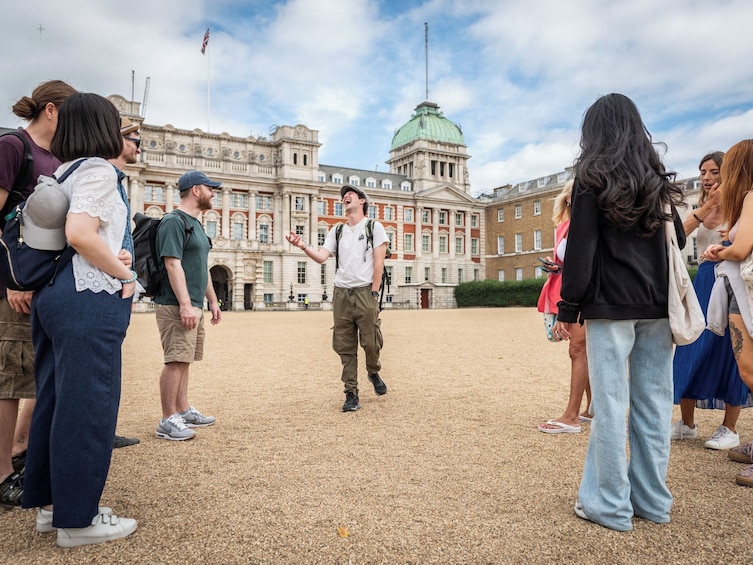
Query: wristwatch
371 291 380 298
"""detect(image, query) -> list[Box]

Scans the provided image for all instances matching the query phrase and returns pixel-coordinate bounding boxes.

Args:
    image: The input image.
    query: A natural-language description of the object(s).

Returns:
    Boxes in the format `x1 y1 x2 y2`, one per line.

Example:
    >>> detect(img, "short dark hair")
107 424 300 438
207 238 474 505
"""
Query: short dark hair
51 93 123 162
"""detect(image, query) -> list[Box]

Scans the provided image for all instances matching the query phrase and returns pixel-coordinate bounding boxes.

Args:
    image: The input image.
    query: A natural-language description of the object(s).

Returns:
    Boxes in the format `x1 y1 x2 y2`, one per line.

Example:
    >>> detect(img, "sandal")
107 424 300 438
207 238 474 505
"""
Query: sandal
0 472 23 508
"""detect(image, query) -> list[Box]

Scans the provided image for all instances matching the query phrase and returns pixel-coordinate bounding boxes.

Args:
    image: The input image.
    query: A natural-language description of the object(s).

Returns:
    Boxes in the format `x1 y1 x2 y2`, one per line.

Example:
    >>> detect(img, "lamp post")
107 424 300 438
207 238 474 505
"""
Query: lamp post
288 283 295 303
322 285 328 302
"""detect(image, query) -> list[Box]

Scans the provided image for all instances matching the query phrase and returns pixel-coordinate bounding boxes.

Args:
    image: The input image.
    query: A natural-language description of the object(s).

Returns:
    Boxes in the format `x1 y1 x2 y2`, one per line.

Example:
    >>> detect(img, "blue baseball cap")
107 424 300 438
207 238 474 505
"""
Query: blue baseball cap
178 170 222 192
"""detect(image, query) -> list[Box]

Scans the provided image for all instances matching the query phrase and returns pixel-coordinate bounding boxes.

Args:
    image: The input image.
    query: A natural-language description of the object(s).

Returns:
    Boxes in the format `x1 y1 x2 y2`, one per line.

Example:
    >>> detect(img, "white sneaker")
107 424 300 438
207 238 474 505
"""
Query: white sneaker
36 506 111 533
156 413 196 441
670 419 698 440
56 511 137 547
705 425 740 450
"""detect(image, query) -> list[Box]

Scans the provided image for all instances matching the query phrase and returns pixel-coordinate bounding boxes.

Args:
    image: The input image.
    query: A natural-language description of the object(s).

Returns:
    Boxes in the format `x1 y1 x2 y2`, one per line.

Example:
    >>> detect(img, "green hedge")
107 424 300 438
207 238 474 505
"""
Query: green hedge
455 279 546 307
456 266 699 308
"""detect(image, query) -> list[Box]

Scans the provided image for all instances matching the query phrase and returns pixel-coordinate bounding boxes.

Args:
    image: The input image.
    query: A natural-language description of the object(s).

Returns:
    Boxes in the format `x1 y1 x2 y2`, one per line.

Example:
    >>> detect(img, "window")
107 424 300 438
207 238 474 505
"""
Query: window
422 210 430 224
297 262 306 284
231 193 248 209
535 266 545 279
471 214 478 228
256 195 273 210
497 236 505 255
533 200 541 216
534 230 542 251
404 233 414 252
401 182 411 191
439 235 447 253
368 205 377 219
497 209 504 222
471 238 478 255
318 228 327 247
514 204 522 219
295 224 304 237
455 237 463 254
515 268 523 281
232 221 244 240
439 211 447 225
293 153 298 165
457 268 463 283
317 201 326 215
424 267 430 281
537 178 546 188
455 213 463 227
263 293 273 303
366 178 376 188
441 268 447 283
515 233 523 253
332 174 343 184
557 172 567 183
259 224 270 243
381 180 392 190
334 202 343 216
295 197 305 211
211 192 220 208
205 220 218 239
405 266 412 284
263 261 273 283
474 269 479 281
144 185 165 203
404 208 414 222
349 176 360 186
497 269 505 282
321 263 326 285
384 207 394 221
422 234 430 253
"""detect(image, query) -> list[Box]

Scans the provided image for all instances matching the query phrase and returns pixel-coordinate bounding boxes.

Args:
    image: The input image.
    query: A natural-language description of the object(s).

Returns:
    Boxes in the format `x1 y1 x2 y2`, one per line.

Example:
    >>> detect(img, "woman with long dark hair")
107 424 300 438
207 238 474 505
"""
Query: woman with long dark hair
672 151 752 449
554 93 685 531
21 93 138 546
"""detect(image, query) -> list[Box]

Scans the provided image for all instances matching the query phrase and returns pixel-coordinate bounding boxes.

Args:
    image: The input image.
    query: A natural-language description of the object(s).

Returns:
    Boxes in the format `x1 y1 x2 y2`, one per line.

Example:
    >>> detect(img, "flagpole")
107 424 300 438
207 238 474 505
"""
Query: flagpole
206 29 211 133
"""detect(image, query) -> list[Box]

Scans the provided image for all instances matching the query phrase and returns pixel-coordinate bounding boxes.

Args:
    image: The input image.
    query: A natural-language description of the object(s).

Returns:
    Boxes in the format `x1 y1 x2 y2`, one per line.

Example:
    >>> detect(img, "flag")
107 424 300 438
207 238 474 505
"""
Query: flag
201 28 210 54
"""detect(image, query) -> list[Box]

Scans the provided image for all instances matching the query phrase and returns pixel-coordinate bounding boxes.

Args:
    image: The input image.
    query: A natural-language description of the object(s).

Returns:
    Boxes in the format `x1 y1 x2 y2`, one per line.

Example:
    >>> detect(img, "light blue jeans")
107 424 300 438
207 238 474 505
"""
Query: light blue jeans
578 318 674 531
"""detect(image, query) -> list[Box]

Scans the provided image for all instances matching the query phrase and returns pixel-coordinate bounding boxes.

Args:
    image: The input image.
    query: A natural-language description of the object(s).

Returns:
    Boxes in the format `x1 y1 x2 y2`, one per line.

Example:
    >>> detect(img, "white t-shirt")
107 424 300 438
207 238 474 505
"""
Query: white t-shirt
323 218 388 288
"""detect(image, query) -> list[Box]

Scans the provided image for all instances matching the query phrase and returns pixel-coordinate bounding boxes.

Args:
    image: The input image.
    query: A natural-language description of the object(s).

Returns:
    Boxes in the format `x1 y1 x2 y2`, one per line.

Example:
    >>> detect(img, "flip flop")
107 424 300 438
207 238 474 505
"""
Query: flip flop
538 420 581 434
579 415 593 423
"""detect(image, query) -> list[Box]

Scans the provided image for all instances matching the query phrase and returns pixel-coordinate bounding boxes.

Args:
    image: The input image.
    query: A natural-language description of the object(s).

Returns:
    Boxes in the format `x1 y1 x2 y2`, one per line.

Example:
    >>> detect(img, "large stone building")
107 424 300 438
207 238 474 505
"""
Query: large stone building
484 172 704 282
108 96 485 310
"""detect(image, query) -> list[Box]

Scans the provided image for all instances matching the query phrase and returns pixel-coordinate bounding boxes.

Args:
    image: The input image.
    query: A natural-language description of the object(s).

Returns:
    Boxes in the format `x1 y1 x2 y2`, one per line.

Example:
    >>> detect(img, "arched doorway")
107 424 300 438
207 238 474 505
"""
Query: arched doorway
210 265 232 311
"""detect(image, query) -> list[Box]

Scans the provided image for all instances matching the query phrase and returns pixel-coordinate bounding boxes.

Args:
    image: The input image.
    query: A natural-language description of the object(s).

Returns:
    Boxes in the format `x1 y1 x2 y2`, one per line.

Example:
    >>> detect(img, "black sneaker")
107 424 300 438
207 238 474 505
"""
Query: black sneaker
113 435 140 449
342 391 361 412
0 472 23 508
11 452 26 474
368 373 387 395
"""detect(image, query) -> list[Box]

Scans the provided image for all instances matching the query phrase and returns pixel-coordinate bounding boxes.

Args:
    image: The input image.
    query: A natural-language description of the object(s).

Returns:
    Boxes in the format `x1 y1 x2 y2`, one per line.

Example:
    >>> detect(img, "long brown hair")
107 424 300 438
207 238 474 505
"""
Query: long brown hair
11 80 76 122
697 151 724 206
720 140 753 229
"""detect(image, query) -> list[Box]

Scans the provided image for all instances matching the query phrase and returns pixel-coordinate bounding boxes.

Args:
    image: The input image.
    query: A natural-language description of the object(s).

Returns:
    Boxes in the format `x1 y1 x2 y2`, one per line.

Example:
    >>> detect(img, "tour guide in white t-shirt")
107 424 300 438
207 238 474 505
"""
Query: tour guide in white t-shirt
286 185 389 412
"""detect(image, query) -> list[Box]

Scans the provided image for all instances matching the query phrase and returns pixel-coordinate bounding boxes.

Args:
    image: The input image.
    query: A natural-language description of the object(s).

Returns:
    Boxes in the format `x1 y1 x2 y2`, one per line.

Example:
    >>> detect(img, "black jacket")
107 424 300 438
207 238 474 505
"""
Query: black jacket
557 179 685 324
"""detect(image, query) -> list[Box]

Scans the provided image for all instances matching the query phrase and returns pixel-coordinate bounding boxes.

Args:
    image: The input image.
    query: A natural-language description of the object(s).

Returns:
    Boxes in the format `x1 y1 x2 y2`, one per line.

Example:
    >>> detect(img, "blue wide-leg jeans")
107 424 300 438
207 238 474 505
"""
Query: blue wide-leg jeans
22 263 132 527
578 318 674 531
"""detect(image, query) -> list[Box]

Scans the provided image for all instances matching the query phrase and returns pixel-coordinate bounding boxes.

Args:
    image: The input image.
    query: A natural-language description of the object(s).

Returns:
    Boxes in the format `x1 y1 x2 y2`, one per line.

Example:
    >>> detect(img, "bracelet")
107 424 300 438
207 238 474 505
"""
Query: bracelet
120 270 138 284
693 212 703 223
301 244 306 251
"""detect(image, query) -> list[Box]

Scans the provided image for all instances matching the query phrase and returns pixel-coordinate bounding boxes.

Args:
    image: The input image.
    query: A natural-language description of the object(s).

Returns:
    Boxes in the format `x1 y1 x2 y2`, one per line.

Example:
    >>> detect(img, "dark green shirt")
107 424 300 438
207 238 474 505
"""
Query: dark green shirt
154 210 210 308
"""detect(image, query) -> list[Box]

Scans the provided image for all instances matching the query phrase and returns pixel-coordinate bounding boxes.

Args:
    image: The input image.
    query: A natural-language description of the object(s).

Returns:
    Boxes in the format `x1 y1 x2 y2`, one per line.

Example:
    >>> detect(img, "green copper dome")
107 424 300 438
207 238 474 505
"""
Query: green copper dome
390 101 465 150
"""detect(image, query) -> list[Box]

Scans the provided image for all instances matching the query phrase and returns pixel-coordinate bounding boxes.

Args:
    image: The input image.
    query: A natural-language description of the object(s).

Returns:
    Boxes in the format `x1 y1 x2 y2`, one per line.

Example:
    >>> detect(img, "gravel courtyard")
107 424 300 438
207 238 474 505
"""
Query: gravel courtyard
1 307 751 564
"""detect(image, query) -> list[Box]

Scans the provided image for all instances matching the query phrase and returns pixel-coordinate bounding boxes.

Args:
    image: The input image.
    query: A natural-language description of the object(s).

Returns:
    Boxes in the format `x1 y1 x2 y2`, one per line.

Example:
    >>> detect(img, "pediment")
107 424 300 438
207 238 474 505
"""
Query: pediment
414 183 477 204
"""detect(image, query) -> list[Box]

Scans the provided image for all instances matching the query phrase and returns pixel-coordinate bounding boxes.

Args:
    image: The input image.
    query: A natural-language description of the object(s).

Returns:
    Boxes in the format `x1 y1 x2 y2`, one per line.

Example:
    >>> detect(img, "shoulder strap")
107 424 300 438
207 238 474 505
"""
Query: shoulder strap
53 158 88 185
335 223 344 270
0 131 34 223
365 219 374 250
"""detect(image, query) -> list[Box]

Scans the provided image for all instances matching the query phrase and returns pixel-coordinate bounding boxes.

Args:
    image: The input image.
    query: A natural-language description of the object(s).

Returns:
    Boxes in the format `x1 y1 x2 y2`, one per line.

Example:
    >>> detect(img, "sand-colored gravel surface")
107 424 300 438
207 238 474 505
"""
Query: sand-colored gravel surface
1 307 752 564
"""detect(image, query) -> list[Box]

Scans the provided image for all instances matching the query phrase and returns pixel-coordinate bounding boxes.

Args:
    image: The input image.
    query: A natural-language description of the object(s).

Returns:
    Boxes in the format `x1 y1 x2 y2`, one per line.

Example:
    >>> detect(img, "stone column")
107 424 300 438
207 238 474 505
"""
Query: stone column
275 193 285 245
449 208 457 259
165 183 176 213
248 190 257 242
309 194 318 247
432 208 439 258
465 210 472 260
415 206 423 258
221 187 230 239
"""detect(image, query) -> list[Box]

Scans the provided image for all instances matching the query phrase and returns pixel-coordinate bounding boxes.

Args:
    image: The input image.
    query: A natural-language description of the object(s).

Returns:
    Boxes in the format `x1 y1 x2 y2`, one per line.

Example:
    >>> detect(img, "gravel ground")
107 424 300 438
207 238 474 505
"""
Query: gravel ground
1 308 752 564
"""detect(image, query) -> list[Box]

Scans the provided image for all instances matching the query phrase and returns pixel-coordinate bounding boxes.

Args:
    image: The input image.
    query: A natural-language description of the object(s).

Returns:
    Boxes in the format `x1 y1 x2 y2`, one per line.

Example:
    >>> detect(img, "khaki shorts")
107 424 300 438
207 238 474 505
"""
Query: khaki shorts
0 298 35 399
155 304 205 364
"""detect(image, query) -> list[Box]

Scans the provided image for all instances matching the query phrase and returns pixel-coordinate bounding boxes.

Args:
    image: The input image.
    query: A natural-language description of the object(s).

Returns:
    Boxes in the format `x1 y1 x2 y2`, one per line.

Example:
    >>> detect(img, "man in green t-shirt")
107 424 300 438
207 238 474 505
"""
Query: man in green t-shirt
154 170 222 441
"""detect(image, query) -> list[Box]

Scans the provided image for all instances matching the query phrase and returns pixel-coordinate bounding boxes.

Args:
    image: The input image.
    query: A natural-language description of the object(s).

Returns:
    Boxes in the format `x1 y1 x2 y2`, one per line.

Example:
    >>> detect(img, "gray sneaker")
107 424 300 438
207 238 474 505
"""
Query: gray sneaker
156 413 196 441
180 406 215 428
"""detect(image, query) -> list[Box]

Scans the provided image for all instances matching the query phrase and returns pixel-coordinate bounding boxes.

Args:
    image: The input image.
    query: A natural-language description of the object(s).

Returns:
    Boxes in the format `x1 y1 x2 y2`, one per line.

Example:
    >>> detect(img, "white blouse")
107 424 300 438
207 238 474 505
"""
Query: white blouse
55 157 128 294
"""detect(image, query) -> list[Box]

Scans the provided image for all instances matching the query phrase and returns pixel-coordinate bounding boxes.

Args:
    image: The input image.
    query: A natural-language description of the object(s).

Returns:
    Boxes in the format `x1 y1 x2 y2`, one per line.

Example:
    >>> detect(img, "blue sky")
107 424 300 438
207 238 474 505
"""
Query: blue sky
2 0 752 194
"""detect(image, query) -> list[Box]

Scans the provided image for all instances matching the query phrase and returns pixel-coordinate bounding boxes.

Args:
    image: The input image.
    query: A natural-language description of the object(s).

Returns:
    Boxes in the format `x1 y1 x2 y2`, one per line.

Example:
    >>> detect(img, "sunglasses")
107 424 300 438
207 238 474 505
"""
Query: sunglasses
124 136 141 149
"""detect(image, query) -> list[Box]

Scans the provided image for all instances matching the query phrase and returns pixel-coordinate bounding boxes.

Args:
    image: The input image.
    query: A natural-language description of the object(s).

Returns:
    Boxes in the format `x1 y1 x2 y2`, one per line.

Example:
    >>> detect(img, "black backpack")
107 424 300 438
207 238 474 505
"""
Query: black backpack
132 211 194 298
0 131 34 230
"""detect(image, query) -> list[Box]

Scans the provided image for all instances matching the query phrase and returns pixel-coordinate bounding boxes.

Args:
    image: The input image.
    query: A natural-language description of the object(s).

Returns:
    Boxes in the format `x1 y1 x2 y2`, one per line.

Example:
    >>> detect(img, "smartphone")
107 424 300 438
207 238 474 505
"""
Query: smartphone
538 257 558 268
